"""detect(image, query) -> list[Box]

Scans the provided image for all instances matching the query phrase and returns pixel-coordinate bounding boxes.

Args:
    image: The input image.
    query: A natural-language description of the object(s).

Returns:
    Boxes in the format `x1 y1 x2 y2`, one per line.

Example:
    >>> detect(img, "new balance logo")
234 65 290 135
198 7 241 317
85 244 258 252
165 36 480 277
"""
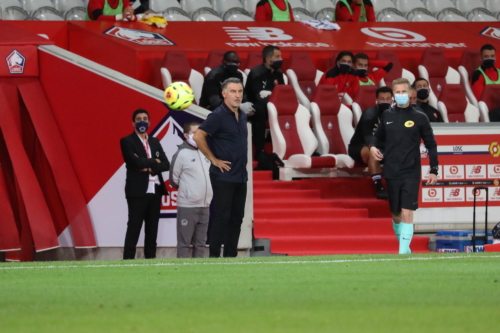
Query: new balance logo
223 27 293 41
471 166 482 174
449 189 461 197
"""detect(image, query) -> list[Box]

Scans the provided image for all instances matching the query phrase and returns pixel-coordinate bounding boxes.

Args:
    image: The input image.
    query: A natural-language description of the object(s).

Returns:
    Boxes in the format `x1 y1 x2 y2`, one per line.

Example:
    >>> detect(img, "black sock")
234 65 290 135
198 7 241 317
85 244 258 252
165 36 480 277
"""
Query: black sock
372 174 384 191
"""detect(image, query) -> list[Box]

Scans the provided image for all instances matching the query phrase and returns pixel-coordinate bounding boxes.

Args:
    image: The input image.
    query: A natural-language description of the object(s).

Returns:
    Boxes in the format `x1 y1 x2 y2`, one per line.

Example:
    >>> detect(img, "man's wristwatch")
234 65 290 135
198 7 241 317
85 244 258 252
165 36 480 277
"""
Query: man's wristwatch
430 166 439 175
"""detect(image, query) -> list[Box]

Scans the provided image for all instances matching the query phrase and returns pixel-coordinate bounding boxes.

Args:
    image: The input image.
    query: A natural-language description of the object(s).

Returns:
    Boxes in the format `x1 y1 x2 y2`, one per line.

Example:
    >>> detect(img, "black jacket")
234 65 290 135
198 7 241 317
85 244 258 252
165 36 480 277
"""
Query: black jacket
120 132 170 198
370 105 438 179
199 65 246 110
350 105 385 148
245 64 285 112
416 100 444 122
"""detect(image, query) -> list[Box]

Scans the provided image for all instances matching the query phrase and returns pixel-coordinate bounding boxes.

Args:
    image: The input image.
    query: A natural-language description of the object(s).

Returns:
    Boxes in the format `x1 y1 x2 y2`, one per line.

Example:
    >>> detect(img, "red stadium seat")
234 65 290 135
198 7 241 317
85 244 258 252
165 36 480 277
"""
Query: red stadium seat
161 50 204 104
437 84 479 122
286 52 323 110
418 48 460 109
477 85 500 122
268 85 353 180
203 49 247 85
458 48 481 109
376 50 415 87
310 85 356 164
351 85 378 126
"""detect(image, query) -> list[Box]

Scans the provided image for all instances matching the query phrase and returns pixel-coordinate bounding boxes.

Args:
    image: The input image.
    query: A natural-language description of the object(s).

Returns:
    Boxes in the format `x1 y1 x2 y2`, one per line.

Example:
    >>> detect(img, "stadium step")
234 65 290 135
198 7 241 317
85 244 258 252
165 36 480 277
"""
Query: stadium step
253 189 321 200
254 207 369 220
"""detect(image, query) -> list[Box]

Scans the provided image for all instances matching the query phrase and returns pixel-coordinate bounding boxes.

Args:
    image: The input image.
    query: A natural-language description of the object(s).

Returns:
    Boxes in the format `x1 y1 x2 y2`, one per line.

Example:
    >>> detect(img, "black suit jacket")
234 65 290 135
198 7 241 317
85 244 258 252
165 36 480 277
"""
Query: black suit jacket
120 132 170 198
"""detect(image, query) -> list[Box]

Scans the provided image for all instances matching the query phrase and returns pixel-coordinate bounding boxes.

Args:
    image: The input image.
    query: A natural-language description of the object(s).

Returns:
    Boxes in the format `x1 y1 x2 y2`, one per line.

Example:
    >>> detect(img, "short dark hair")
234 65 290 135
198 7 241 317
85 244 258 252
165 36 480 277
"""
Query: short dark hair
132 109 149 122
354 53 369 62
335 51 355 63
481 44 496 53
221 77 243 91
376 86 393 98
183 121 200 134
223 51 238 62
412 77 429 88
262 45 280 62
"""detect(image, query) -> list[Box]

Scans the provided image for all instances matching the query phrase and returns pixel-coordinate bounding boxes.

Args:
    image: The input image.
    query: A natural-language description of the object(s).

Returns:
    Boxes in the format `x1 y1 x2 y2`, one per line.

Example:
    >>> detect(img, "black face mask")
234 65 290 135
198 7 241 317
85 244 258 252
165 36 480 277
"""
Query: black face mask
338 63 351 74
271 60 283 70
416 88 429 100
377 102 391 112
483 58 495 69
224 63 239 75
355 69 367 77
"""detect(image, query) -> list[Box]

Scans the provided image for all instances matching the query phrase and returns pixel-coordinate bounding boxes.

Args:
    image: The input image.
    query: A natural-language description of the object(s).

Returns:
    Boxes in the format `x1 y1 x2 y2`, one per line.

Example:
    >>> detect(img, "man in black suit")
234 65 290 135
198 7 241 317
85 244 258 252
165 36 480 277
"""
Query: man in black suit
120 109 170 260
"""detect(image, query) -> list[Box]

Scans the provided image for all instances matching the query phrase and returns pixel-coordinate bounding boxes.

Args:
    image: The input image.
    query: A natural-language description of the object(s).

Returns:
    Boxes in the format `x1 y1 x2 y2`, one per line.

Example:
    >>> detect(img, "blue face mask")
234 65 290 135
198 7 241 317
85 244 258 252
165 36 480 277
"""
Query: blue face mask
135 121 149 134
394 94 409 107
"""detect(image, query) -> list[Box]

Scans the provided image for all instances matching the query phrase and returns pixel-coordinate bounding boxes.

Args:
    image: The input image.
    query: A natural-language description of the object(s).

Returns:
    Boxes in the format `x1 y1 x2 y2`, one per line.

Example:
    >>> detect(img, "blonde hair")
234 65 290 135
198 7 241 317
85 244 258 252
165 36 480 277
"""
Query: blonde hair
392 78 411 91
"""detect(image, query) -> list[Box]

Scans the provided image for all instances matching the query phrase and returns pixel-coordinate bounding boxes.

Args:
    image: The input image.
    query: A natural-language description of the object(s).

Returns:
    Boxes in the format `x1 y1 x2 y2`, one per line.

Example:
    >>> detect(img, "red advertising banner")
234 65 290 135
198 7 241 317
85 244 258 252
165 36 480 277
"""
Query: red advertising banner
420 130 500 208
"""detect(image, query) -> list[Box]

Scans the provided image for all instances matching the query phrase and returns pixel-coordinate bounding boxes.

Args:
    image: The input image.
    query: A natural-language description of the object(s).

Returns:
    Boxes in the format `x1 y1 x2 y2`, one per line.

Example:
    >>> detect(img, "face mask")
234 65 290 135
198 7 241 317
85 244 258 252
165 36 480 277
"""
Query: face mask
271 60 283 70
394 94 409 107
411 103 417 107
135 121 149 134
416 88 429 100
483 58 495 69
224 63 239 75
355 69 367 77
338 63 351 74
377 102 391 112
187 133 197 148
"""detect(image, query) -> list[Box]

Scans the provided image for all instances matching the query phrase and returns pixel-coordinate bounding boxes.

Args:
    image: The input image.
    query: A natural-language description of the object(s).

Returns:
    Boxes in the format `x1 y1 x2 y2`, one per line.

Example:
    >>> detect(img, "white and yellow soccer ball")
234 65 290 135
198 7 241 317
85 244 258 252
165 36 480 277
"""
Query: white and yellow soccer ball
164 82 194 111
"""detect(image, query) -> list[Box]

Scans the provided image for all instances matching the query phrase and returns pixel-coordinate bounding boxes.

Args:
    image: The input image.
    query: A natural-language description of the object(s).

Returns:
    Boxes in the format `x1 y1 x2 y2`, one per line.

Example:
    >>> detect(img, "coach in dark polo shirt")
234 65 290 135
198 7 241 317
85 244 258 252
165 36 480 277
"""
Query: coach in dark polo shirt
193 77 248 258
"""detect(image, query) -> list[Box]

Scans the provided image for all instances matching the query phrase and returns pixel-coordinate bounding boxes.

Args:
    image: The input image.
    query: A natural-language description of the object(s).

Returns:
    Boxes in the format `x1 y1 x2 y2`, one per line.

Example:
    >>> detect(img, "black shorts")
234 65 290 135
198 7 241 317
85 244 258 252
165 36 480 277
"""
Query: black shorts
386 179 420 214
348 143 366 165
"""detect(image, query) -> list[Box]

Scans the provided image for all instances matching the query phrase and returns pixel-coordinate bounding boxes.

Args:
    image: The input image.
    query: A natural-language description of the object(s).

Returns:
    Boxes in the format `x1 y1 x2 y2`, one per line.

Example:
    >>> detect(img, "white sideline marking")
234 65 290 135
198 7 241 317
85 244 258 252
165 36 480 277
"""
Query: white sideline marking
1 255 499 270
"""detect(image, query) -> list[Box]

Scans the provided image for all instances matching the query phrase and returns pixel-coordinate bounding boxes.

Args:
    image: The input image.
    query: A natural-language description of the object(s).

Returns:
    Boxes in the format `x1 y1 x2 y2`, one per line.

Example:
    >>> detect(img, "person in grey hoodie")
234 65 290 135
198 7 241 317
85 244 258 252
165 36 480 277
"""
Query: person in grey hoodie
169 121 213 258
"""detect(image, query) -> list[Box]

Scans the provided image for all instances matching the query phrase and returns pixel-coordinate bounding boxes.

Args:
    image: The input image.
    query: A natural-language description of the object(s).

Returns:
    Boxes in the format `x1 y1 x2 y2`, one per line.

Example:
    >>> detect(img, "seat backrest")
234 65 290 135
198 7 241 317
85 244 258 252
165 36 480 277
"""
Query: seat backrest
425 0 455 14
376 51 403 86
480 84 500 110
353 86 378 114
289 52 317 101
395 0 425 13
372 0 396 13
420 48 448 99
455 0 485 13
162 50 191 85
268 86 308 159
459 48 481 78
485 0 500 13
439 84 468 122
204 49 226 74
312 85 349 155
244 51 262 74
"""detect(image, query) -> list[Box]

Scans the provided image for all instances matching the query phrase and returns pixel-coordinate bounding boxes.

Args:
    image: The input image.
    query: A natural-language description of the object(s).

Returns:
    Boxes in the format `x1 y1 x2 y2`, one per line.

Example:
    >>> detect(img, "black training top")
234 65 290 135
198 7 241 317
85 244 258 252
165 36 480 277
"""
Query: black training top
416 101 444 123
349 106 386 148
199 102 248 183
370 105 438 179
245 64 285 111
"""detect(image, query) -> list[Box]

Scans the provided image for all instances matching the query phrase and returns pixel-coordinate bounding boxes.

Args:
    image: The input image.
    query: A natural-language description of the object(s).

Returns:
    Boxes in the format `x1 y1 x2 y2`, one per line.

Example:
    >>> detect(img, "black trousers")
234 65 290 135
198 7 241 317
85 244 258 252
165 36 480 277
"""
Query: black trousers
249 104 267 157
209 176 247 258
123 190 162 260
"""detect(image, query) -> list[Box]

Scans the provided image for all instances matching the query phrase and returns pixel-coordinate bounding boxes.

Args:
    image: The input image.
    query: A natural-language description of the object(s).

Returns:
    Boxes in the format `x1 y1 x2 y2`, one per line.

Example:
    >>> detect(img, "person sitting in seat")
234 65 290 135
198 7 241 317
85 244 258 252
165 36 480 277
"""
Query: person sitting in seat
86 0 135 21
319 51 360 103
412 78 444 122
471 44 500 121
348 87 393 199
353 53 393 88
335 0 376 22
255 0 294 21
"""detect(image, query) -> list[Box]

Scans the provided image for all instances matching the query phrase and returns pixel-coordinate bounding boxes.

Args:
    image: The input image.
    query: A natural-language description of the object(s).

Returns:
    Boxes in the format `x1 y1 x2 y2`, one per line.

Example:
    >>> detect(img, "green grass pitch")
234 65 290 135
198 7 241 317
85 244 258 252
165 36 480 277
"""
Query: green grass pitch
1 253 499 333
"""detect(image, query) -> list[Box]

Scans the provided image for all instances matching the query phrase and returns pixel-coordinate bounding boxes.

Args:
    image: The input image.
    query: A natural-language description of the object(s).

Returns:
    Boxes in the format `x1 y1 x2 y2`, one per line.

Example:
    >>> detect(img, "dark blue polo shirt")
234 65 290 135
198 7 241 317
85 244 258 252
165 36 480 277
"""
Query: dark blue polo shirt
199 102 248 183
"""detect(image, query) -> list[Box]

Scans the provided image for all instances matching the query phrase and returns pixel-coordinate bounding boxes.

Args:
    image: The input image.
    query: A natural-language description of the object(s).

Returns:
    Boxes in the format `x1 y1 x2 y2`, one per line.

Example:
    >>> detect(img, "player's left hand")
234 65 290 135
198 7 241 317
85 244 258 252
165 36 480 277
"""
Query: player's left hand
123 6 134 20
426 173 437 185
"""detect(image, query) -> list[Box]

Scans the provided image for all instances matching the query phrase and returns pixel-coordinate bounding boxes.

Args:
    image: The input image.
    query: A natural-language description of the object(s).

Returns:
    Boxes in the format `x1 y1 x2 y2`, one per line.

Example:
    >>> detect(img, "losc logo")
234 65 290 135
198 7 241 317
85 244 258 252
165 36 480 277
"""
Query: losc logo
224 27 292 41
6 50 25 74
481 27 500 40
103 26 175 46
360 27 426 42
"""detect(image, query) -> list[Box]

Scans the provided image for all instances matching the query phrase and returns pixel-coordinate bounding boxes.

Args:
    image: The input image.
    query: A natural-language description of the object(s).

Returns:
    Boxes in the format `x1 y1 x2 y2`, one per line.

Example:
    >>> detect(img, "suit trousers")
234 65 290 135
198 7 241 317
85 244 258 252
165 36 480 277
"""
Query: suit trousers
209 176 247 258
123 189 163 260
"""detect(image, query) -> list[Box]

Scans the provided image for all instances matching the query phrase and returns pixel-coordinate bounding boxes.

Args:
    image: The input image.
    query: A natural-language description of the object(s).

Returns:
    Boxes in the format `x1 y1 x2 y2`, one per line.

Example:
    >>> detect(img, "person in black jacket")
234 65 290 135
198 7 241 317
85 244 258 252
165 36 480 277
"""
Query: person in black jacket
370 78 438 255
412 78 444 122
348 86 393 199
120 109 170 260
199 51 253 114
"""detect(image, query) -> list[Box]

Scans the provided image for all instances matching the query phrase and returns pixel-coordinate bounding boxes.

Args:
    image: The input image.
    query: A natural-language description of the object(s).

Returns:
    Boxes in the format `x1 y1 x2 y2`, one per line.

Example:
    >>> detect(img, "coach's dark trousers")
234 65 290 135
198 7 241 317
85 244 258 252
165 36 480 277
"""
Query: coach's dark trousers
123 190 163 260
209 176 247 258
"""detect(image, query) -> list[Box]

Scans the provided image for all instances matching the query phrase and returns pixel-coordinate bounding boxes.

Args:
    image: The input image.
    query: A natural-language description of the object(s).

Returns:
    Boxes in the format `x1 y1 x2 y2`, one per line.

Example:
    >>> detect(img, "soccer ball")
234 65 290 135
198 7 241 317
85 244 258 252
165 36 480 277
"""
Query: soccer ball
164 82 194 111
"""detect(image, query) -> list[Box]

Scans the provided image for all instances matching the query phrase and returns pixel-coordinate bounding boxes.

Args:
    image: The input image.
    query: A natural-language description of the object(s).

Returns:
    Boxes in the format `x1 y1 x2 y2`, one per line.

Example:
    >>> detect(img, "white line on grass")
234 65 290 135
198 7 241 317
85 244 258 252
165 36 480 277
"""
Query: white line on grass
1 255 500 270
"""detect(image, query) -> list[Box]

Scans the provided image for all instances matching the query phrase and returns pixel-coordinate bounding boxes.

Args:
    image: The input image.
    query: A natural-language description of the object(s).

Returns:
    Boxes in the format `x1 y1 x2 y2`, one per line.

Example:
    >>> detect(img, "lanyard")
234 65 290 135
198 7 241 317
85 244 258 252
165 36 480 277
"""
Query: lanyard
142 139 151 158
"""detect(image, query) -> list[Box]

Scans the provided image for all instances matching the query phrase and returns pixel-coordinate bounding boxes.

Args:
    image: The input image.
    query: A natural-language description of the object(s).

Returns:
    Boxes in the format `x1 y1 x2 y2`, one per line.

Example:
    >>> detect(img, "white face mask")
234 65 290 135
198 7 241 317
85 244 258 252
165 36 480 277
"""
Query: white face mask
187 133 197 148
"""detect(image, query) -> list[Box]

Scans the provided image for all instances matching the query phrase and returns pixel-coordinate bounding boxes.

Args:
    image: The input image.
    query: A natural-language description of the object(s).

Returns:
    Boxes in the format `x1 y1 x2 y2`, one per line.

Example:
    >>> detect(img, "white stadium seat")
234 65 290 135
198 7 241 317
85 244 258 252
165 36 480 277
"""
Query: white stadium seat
372 0 397 13
242 0 260 17
406 7 438 21
454 0 486 14
288 0 305 9
467 8 497 21
52 0 84 13
394 0 426 14
0 0 22 10
425 0 455 15
212 0 243 16
377 8 408 21
304 0 335 15
437 7 468 21
64 6 86 20
163 7 191 21
485 0 500 15
191 7 222 21
223 8 254 21
293 7 314 20
22 0 55 12
180 0 211 14
150 0 180 12
1 5 28 19
32 6 64 20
